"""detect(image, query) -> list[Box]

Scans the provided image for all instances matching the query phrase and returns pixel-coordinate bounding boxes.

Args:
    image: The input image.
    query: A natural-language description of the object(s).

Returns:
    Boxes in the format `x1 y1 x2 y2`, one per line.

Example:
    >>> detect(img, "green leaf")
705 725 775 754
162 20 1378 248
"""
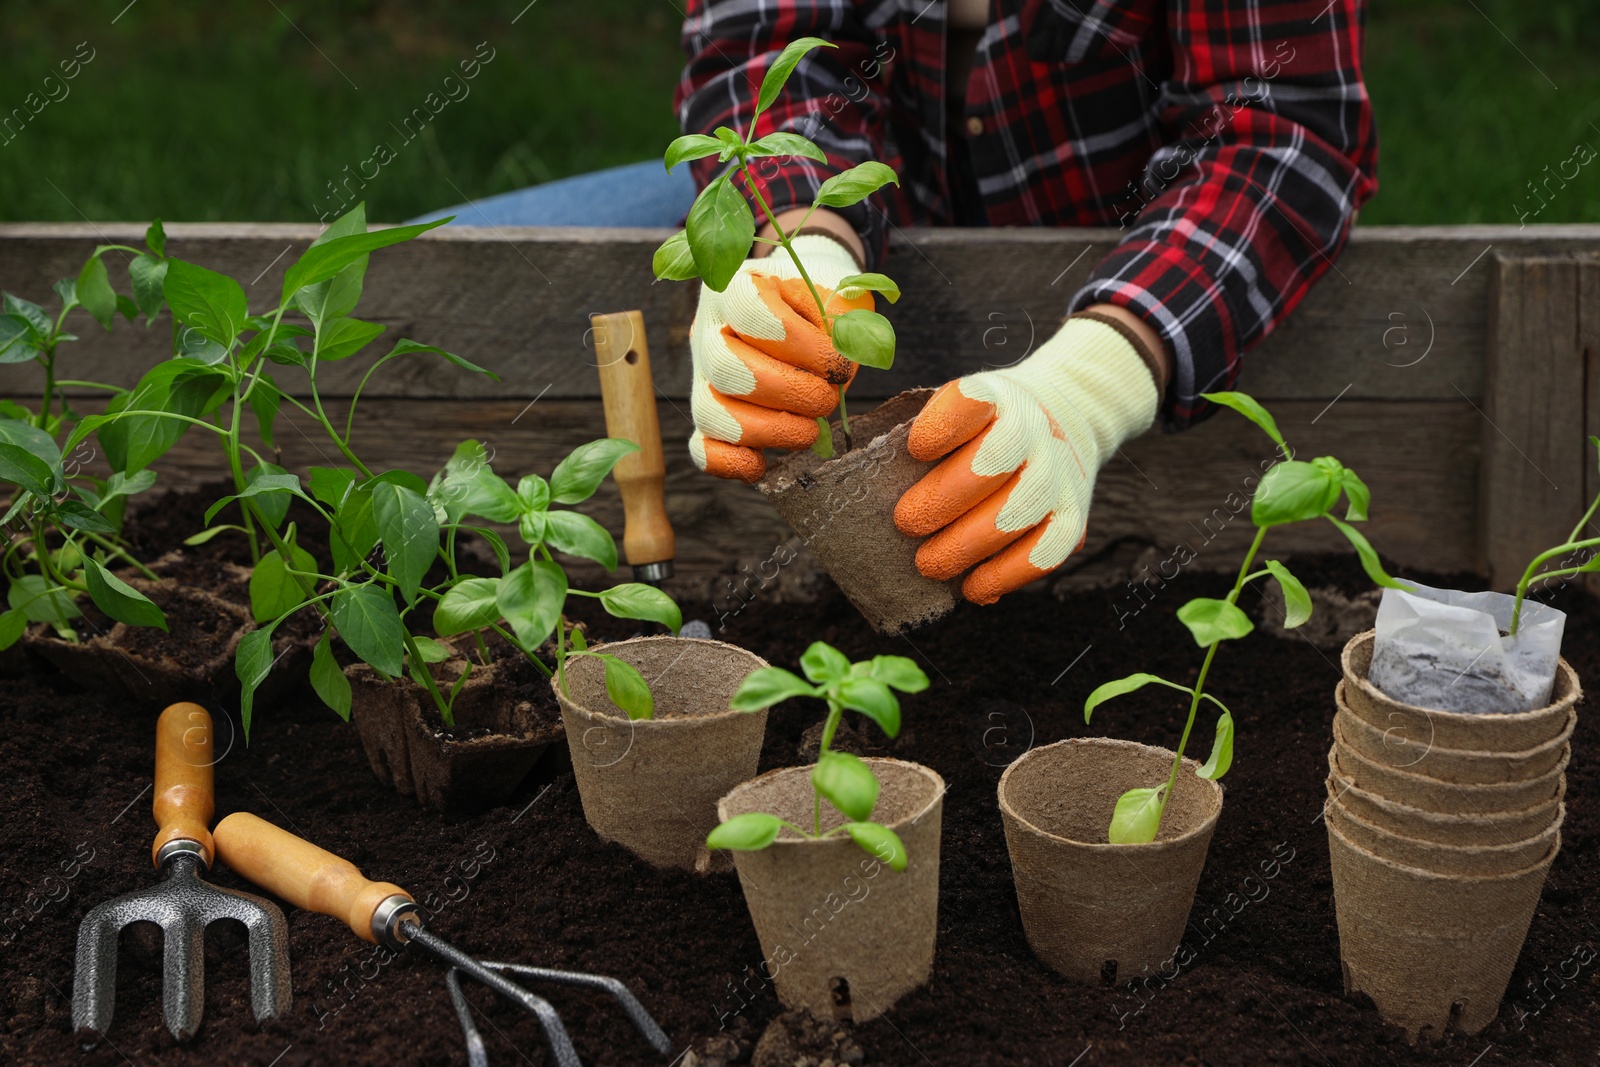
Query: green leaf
435 577 502 636
686 176 756 292
249 537 315 623
597 582 682 634
235 624 277 738
309 466 358 507
294 204 369 326
438 463 519 524
568 624 588 651
204 471 304 527
281 217 447 301
550 438 639 504
309 630 352 721
814 161 899 208
1252 460 1341 527
844 821 907 870
834 272 901 304
838 677 901 738
1176 597 1254 647
7 574 79 626
831 308 895 369
810 417 834 458
0 418 64 493
799 641 850 684
1341 468 1371 522
707 812 784 852
164 258 248 349
516 473 550 513
1197 710 1234 780
56 501 116 535
248 462 294 530
1201 391 1289 458
0 608 27 651
249 374 281 450
83 558 167 630
757 37 835 113
543 510 617 569
652 230 700 282
371 481 439 605
0 442 58 498
812 750 878 821
0 314 40 363
382 338 499 381
329 583 406 677
867 654 927 693
663 133 724 172
176 325 228 364
76 254 117 331
316 316 386 361
330 482 381 575
746 131 828 163
1263 559 1312 629
1109 785 1168 844
496 559 566 651
1326 515 1407 589
4 294 51 339
598 653 654 720
407 634 451 688
145 219 167 257
92 360 230 475
1084 672 1191 724
730 667 816 711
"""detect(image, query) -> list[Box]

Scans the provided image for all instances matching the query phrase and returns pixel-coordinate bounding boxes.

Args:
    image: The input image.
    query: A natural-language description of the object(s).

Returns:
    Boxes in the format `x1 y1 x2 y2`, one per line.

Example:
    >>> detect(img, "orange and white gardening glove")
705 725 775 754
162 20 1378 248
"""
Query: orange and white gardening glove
688 234 872 483
894 315 1162 604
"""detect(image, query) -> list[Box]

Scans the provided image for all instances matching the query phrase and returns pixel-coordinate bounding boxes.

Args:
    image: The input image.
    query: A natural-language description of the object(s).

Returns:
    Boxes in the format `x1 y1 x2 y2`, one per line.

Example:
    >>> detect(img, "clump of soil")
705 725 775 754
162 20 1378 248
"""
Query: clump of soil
752 1009 865 1066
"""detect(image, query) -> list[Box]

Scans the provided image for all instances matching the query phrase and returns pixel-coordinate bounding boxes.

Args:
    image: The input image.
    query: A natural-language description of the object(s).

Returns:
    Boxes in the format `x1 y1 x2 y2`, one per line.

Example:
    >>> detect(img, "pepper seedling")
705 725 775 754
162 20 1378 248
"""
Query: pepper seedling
0 227 170 647
706 641 928 869
426 439 684 720
1084 391 1406 844
1508 436 1600 635
655 36 902 455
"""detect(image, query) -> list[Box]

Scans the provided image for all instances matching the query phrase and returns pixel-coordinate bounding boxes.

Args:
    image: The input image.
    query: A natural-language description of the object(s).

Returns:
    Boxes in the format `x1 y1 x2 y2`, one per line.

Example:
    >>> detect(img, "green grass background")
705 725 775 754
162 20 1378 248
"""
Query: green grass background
0 0 1596 225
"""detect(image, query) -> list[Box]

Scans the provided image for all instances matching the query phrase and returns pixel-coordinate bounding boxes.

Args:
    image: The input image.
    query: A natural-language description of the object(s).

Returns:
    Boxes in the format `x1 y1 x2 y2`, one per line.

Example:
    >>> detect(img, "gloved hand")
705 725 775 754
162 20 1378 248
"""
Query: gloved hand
688 234 872 483
893 315 1162 604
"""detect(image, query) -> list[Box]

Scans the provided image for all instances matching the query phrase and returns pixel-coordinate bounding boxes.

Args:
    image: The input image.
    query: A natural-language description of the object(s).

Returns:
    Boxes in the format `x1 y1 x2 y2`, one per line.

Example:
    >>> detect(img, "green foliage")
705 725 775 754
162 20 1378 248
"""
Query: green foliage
1087 392 1401 843
710 641 924 867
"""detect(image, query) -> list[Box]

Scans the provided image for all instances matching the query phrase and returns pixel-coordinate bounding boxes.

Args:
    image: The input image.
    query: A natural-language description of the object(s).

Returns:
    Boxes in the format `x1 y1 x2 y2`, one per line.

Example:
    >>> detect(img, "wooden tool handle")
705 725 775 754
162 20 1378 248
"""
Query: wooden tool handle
592 310 675 571
213 812 413 944
151 702 215 869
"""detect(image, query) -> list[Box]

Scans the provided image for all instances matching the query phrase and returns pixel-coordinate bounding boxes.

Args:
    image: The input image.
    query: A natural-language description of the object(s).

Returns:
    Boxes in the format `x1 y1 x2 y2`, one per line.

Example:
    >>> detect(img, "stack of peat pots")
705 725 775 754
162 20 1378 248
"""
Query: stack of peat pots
1327 629 1579 1038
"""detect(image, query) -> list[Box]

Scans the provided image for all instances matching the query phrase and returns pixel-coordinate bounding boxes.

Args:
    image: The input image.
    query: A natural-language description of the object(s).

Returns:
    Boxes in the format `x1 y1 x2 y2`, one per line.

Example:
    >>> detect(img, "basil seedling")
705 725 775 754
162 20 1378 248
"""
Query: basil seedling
706 641 927 869
1084 391 1406 844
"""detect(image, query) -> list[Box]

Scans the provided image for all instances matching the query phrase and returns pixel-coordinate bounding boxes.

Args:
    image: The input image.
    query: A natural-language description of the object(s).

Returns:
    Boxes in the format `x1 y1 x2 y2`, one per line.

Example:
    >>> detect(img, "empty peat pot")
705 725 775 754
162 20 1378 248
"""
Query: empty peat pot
349 644 561 815
1341 629 1580 752
714 758 944 1022
758 389 954 636
1323 782 1562 877
998 738 1223 985
556 636 769 871
1332 703 1575 785
1325 748 1565 847
1331 700 1569 815
1326 812 1559 1039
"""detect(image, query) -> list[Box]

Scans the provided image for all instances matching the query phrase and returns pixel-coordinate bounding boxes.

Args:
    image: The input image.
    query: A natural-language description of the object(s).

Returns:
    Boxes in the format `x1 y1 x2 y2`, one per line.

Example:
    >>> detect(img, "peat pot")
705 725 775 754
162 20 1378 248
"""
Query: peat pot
715 758 944 1022
555 636 770 871
759 390 953 635
998 738 1223 985
349 644 562 815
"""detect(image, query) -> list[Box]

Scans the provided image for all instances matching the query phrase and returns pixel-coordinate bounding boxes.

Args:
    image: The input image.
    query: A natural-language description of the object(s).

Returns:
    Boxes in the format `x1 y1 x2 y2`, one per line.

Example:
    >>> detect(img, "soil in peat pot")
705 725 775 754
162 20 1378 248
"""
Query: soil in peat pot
2 497 1597 1065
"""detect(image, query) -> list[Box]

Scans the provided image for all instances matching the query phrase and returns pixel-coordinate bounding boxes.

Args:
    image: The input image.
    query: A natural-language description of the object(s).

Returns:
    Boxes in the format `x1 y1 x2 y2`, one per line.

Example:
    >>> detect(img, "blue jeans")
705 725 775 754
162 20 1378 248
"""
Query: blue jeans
408 160 698 227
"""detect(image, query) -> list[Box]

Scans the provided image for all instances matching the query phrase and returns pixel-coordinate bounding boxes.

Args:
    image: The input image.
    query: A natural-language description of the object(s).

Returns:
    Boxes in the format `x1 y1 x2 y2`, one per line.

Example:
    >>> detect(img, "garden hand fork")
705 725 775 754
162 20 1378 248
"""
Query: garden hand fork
214 812 673 1066
72 703 292 1041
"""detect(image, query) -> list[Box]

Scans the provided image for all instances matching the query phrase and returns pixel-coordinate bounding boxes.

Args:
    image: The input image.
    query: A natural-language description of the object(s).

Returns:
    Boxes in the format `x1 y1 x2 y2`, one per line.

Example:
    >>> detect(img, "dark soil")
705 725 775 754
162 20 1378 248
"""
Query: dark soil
3 539 1598 1066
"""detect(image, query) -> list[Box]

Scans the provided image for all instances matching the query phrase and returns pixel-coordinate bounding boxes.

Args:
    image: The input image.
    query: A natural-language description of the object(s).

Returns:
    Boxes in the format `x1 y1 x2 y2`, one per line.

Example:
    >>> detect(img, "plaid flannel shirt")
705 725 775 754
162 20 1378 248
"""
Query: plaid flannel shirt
675 0 1377 429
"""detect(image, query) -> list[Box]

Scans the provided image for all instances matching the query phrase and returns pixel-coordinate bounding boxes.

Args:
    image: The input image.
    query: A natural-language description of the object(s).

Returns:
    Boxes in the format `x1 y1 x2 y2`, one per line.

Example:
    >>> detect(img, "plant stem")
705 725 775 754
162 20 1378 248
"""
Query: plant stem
813 698 846 835
1510 532 1600 634
80 530 159 580
401 630 454 726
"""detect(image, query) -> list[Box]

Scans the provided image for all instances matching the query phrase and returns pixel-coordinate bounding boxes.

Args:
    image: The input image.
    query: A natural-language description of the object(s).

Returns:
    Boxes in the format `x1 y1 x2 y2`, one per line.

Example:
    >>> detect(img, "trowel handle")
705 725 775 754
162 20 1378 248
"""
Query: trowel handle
592 310 675 577
214 812 413 945
151 702 215 870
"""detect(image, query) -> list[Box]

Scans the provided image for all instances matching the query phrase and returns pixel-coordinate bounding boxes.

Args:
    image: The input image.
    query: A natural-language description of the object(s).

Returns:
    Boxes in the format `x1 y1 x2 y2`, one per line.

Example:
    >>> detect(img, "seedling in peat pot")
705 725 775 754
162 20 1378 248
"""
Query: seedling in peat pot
707 642 928 868
1084 392 1406 843
655 37 902 456
426 439 684 720
0 226 171 646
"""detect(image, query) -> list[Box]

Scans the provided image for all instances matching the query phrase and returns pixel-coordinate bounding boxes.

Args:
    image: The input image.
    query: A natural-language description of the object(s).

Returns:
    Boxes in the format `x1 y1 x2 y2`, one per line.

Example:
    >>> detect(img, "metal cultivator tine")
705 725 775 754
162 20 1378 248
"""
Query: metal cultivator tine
446 960 672 1067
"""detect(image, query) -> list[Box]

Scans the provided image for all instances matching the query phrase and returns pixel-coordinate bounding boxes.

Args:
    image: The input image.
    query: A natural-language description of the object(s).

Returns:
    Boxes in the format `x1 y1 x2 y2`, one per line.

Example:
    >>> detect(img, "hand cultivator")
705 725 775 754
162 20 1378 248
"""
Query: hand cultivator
214 812 672 1066
72 703 291 1041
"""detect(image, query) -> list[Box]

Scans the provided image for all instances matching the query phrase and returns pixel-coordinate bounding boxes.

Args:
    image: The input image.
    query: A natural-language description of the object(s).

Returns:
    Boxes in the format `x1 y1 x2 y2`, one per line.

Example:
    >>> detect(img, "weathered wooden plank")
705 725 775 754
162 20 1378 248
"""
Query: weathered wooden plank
70 397 1476 604
1480 255 1588 587
2 224 1598 403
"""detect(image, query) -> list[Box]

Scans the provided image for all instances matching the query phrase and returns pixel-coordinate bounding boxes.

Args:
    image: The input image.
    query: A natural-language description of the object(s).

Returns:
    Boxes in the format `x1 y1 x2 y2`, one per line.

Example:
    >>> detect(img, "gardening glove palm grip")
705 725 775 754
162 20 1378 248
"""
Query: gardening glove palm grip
688 235 871 483
895 317 1160 604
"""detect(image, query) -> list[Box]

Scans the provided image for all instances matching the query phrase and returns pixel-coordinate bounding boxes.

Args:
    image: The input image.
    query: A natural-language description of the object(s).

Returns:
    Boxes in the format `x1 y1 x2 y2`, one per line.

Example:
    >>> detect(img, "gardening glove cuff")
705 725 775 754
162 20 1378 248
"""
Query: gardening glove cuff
894 316 1160 604
688 235 872 484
